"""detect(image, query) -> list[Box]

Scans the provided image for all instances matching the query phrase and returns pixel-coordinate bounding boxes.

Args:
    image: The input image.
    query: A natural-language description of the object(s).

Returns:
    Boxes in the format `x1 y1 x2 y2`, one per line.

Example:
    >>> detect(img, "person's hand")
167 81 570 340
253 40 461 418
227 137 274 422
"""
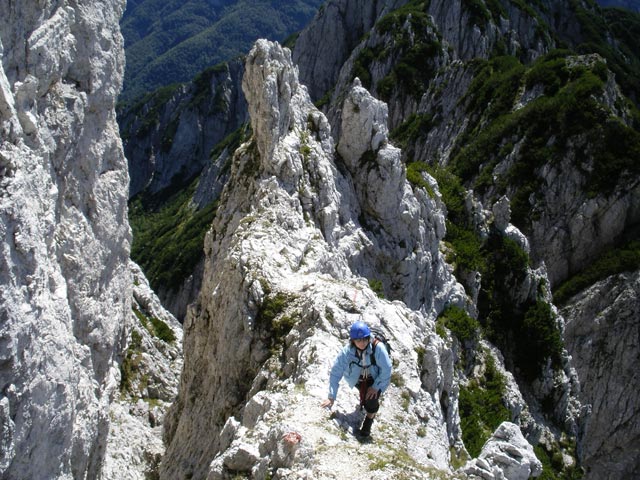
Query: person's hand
320 398 334 409
365 387 379 400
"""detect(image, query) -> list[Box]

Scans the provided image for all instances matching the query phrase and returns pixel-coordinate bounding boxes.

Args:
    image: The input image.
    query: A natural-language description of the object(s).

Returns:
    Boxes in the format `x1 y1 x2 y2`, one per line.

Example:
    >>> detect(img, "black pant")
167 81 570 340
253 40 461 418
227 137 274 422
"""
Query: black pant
357 375 380 414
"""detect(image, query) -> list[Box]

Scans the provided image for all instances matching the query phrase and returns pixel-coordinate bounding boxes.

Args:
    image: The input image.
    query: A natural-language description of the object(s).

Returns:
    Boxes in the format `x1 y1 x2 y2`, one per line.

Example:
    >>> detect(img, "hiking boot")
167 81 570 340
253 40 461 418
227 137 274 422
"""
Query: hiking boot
359 416 374 437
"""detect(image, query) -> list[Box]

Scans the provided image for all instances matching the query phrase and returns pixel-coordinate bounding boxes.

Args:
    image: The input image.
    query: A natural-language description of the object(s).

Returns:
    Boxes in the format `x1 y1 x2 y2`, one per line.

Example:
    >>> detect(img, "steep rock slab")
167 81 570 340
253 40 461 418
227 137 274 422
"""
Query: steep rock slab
293 0 411 101
562 270 640 479
121 59 248 199
0 1 129 478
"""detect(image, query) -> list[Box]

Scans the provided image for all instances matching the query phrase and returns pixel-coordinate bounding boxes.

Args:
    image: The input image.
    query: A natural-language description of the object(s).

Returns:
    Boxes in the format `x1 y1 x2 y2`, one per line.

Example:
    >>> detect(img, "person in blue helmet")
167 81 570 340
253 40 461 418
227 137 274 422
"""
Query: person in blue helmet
320 320 392 437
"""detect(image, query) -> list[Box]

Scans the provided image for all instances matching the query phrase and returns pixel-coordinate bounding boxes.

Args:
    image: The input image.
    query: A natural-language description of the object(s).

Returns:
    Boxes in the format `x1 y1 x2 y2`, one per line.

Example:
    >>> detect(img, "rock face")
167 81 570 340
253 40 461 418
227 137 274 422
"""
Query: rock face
120 58 248 199
101 262 183 480
160 39 546 480
562 270 640 479
0 1 130 478
294 0 640 291
293 0 411 101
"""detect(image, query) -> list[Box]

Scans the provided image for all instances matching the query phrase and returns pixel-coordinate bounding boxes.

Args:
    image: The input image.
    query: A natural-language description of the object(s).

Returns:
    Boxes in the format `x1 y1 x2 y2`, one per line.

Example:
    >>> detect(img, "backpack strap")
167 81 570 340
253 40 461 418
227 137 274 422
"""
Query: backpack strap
370 338 379 367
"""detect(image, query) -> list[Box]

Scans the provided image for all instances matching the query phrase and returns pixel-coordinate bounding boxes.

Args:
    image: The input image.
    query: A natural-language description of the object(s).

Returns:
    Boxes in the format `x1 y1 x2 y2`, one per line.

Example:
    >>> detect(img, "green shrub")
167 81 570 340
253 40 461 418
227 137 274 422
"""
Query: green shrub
534 443 584 480
352 45 385 89
133 307 176 343
374 2 441 100
149 316 177 343
120 329 143 393
256 291 298 354
458 356 510 457
448 49 638 232
475 233 564 382
391 114 434 149
518 300 563 377
405 162 436 198
446 222 486 277
368 279 385 298
464 55 525 120
437 306 480 344
461 0 491 30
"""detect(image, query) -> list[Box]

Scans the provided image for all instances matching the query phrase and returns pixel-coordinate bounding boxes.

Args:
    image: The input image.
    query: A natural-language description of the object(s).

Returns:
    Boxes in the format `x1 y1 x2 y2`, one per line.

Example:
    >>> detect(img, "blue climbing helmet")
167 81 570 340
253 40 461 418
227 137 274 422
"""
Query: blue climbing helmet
349 321 371 339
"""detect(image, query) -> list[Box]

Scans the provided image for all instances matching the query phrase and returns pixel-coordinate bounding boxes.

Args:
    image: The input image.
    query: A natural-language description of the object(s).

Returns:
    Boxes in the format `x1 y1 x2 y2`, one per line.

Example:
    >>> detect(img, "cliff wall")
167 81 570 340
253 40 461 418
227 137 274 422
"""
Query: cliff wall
0 1 130 477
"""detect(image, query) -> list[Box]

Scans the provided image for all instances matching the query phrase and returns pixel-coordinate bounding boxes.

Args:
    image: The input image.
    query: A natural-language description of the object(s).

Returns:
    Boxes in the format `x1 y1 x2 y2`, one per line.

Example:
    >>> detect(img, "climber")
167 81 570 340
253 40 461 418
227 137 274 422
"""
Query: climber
320 320 392 437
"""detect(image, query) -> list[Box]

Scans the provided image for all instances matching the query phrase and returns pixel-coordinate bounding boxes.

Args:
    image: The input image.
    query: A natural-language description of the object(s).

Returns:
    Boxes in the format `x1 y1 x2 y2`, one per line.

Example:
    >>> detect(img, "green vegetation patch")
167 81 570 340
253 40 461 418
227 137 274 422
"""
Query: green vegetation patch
133 307 176 343
572 1 640 102
452 50 640 231
375 2 442 101
120 329 143 394
437 305 480 344
390 113 436 157
405 162 436 198
368 278 385 298
519 300 563 374
255 288 299 355
535 440 584 480
426 165 486 281
458 355 510 457
130 179 218 294
464 56 526 122
424 163 562 381
554 240 640 304
461 0 492 30
352 44 387 90
478 236 562 380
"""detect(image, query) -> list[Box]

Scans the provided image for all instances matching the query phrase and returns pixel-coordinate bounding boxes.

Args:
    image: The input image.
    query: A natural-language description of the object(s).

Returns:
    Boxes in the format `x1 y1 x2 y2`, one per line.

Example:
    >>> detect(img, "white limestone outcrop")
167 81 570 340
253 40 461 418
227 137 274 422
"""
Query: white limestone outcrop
0 1 129 478
464 422 542 480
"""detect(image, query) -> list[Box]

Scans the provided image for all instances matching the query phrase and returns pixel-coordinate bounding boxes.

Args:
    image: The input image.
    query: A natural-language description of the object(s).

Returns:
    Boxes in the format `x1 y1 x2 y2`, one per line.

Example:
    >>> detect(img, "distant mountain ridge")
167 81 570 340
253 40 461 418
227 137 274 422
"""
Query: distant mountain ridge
596 0 640 11
119 0 324 103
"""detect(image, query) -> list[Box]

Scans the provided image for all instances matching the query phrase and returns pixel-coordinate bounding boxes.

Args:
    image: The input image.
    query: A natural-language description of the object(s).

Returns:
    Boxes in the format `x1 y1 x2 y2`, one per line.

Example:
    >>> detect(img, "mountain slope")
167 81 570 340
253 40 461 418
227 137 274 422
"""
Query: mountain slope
122 2 639 477
119 0 324 103
293 0 640 477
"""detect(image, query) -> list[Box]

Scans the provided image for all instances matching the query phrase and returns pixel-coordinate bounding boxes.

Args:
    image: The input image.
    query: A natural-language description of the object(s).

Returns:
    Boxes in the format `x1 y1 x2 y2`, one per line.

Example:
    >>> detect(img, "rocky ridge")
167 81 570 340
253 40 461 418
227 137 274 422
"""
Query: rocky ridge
292 7 640 475
0 1 130 478
159 39 563 480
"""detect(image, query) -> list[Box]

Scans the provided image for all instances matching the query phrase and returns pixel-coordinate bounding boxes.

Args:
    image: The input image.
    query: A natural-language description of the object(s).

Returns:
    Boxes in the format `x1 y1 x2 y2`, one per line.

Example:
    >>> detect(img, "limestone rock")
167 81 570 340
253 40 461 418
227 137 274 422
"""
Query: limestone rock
463 422 542 479
337 78 457 310
293 0 410 101
100 262 183 480
0 1 129 478
562 270 640 479
121 59 247 198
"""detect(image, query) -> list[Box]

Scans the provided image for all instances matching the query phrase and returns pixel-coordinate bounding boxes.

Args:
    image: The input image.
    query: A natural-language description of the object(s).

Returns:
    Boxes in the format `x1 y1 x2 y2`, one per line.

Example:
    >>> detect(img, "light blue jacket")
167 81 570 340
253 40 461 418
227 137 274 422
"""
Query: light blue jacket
328 339 392 400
